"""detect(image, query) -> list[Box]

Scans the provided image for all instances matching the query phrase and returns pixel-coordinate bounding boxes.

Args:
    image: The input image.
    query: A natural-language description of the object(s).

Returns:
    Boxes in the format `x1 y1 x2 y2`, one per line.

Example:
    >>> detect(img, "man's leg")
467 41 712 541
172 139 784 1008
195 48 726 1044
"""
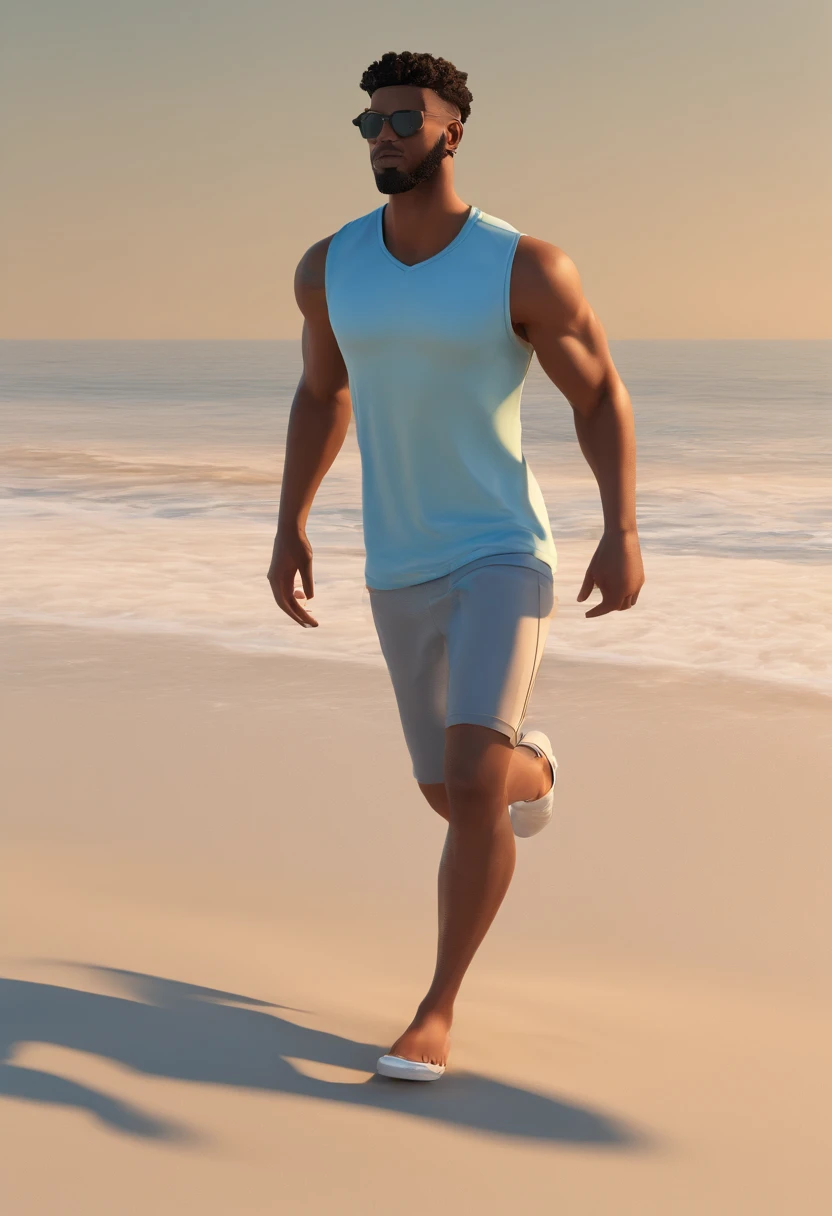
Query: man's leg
388 722 540 1067
418 736 552 819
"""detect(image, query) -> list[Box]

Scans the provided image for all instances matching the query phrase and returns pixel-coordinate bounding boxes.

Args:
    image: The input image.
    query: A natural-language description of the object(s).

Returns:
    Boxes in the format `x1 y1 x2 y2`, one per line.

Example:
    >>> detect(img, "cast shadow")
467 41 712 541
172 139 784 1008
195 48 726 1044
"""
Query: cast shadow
0 963 654 1150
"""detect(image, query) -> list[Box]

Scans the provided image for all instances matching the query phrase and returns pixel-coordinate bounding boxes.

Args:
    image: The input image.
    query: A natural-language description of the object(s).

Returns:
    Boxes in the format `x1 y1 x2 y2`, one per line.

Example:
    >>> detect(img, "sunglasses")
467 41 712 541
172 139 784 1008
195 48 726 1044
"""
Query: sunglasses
351 108 454 140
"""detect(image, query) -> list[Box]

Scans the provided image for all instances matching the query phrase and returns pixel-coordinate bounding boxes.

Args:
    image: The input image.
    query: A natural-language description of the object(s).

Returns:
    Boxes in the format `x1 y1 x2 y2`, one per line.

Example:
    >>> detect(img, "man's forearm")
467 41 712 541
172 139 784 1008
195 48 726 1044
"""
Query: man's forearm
276 381 352 537
572 375 638 534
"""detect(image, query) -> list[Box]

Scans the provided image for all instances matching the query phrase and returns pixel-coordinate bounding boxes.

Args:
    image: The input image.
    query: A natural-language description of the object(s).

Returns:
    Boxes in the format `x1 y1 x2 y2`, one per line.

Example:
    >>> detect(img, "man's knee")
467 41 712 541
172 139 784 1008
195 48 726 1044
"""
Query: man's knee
418 781 450 820
443 722 513 799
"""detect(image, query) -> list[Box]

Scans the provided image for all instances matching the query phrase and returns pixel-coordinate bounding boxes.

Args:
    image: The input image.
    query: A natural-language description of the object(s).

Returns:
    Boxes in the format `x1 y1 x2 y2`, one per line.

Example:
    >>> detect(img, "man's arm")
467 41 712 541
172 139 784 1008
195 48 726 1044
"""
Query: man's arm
266 236 353 628
511 237 645 616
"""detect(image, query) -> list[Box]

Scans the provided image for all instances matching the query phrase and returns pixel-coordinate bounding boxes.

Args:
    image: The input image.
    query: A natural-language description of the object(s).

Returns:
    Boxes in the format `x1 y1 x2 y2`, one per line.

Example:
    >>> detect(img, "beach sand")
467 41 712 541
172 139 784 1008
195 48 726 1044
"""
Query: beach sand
2 621 830 1214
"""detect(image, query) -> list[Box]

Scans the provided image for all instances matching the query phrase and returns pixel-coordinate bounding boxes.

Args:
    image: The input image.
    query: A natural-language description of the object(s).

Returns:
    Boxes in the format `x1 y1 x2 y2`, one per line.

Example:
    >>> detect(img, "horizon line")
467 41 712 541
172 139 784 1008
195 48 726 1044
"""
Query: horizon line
2 336 830 344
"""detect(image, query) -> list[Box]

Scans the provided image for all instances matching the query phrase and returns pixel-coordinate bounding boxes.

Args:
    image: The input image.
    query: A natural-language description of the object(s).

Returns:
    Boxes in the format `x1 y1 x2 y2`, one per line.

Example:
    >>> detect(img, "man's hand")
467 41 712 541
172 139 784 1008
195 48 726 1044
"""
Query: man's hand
267 530 319 628
577 529 645 618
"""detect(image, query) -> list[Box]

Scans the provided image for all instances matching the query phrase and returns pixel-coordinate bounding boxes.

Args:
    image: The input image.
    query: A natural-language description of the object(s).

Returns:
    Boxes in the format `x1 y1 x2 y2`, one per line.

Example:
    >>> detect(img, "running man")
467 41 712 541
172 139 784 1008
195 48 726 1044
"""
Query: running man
268 50 645 1081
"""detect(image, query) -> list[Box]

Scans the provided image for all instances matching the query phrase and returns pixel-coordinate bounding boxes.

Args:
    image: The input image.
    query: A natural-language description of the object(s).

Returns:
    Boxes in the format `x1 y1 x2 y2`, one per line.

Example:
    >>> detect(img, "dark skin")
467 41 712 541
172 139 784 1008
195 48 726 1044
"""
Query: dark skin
267 83 645 1069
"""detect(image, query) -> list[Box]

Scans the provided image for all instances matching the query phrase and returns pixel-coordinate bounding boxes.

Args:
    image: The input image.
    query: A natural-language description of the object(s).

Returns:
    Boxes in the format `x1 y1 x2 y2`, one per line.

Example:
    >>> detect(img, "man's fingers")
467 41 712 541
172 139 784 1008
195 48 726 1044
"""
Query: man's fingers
295 557 316 620
587 590 641 617
577 569 595 602
300 566 315 601
289 581 318 626
268 574 318 627
274 582 306 625
585 597 616 618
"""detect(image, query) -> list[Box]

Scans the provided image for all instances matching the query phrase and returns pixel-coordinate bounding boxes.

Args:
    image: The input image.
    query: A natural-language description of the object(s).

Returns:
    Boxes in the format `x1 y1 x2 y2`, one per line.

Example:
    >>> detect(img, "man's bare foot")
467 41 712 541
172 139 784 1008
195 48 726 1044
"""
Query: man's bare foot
387 1007 452 1068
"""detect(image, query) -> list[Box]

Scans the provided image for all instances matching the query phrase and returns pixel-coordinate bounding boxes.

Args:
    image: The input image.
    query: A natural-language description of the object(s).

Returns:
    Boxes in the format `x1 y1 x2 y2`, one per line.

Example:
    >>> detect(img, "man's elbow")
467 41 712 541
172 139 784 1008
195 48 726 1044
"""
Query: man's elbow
572 372 628 420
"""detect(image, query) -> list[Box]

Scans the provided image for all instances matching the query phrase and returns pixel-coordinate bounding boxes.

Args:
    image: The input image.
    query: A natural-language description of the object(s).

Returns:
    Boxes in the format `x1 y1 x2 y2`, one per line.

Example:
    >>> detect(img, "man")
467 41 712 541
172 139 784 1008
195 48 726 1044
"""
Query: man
268 50 644 1081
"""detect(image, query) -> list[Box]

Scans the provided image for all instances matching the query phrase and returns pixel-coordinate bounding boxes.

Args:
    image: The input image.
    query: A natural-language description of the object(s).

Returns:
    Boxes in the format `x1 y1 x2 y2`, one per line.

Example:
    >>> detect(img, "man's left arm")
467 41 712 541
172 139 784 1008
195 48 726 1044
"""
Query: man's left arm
511 237 645 617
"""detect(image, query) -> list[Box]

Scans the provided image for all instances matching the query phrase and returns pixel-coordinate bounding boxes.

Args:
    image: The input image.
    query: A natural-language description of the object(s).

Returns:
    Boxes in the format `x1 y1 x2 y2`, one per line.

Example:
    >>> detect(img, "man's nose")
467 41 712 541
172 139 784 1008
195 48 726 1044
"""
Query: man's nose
376 120 398 142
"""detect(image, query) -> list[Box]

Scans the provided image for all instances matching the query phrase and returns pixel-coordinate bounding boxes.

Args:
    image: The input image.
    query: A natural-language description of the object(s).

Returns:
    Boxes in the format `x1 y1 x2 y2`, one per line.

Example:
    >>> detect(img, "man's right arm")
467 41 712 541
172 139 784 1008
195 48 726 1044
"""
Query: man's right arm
267 236 353 628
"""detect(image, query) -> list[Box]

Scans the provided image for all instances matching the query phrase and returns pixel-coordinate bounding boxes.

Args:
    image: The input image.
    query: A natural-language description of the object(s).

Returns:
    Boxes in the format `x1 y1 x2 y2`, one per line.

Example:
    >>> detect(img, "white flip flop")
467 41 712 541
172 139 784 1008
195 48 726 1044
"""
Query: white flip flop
376 1054 446 1081
508 728 557 839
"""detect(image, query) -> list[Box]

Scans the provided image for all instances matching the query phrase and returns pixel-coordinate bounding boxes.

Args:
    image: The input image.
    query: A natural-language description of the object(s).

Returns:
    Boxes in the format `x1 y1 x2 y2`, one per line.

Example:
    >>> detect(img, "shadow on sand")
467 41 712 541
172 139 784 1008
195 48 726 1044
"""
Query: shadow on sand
0 963 653 1150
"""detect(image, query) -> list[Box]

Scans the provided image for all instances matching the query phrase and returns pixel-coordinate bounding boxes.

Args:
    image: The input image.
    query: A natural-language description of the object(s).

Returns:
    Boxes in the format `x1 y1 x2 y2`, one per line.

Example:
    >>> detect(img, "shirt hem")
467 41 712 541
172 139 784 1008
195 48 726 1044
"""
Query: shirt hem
365 543 557 591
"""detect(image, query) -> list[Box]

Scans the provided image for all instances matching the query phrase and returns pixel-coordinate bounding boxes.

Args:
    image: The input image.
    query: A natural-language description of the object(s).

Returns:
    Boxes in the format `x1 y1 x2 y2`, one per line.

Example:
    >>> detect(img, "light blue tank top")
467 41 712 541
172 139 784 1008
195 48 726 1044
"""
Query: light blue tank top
324 203 558 590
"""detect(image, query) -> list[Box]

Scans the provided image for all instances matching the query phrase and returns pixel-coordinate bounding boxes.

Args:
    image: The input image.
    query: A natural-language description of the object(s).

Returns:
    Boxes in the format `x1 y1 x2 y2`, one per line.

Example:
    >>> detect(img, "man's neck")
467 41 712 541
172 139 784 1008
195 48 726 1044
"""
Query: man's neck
382 185 473 265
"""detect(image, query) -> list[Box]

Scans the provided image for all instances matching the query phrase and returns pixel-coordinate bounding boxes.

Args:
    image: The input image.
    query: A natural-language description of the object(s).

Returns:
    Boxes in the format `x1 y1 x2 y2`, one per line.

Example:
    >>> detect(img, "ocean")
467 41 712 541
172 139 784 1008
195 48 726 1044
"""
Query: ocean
1 339 829 694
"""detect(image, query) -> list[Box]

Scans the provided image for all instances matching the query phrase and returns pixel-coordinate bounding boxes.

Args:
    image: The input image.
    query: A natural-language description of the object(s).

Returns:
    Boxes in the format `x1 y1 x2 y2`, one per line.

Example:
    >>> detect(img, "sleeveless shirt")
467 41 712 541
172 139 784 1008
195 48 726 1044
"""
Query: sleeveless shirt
324 203 558 590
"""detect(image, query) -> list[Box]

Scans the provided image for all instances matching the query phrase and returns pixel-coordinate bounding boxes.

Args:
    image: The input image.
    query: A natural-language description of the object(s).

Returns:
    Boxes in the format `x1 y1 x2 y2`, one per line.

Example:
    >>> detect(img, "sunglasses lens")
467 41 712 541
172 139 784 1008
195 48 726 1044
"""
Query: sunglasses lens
358 113 384 139
391 110 423 137
356 110 424 139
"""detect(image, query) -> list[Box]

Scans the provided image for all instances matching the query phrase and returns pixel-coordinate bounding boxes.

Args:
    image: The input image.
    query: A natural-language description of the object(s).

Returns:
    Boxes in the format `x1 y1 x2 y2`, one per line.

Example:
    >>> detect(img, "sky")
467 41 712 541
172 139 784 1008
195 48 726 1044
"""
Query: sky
2 0 830 339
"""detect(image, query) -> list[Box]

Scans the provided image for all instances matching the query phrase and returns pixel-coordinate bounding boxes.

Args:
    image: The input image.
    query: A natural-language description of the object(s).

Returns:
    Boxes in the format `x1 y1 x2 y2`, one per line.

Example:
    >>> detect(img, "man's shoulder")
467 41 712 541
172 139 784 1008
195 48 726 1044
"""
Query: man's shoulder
476 212 576 279
295 234 336 293
511 235 583 311
514 233 572 272
296 209 379 292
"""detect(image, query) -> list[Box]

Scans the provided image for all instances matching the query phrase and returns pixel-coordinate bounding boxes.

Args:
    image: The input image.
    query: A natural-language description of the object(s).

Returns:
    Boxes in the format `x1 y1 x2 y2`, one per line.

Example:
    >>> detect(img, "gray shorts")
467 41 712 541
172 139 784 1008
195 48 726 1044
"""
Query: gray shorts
367 554 557 784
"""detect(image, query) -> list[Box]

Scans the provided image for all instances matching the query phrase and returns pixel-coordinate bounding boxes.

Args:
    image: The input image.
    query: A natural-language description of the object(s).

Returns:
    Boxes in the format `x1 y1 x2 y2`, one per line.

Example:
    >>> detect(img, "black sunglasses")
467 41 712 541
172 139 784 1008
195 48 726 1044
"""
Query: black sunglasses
352 109 453 140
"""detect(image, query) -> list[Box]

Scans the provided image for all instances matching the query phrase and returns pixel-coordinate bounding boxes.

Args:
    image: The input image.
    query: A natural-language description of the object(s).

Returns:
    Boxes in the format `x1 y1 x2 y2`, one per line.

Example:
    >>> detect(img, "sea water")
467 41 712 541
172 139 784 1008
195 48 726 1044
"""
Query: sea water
1 340 829 694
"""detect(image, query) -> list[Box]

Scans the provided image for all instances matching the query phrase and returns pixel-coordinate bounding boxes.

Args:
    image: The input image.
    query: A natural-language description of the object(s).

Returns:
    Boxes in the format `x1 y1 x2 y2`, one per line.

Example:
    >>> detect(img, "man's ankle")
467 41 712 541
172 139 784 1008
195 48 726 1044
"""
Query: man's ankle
416 998 454 1023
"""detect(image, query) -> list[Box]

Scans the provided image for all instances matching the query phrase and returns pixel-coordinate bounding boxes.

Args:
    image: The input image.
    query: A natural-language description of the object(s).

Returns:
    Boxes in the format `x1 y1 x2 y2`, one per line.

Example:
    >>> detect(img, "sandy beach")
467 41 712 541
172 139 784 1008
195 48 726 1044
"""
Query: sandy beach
2 621 830 1214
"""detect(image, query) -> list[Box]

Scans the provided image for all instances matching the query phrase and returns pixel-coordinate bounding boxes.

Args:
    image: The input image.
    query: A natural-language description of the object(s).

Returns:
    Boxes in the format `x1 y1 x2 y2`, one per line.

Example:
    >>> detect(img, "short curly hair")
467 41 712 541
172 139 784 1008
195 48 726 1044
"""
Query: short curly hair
359 51 473 124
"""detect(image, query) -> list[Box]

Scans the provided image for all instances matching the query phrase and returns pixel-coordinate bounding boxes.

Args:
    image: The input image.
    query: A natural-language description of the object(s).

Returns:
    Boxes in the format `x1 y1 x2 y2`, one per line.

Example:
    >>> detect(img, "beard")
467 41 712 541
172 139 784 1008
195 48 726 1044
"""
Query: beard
373 132 452 194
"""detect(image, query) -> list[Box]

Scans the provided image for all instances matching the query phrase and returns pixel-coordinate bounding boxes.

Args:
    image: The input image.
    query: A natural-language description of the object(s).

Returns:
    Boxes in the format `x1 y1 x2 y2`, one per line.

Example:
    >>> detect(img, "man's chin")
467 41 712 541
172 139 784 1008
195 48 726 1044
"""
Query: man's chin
373 170 415 195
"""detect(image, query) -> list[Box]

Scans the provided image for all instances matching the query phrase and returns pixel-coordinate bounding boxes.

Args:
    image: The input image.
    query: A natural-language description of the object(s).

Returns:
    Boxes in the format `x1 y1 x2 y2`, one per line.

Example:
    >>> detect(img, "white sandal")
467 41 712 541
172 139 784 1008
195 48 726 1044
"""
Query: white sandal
508 728 557 838
376 1054 446 1081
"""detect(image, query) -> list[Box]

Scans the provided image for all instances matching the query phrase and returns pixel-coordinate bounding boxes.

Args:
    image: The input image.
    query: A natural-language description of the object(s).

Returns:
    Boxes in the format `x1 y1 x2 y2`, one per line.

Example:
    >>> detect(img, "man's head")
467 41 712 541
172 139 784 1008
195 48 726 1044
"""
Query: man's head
355 51 473 195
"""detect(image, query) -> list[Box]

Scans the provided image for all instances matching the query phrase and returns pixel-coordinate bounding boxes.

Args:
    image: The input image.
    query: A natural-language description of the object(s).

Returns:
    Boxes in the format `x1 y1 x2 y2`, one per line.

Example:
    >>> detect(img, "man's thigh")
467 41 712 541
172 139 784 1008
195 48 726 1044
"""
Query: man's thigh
443 564 554 748
369 579 448 784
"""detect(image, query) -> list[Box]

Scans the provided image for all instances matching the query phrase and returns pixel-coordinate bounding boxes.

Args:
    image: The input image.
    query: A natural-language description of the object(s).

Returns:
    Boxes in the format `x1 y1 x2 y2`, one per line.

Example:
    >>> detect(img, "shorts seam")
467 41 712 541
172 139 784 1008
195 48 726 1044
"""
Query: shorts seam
517 575 543 730
426 587 445 632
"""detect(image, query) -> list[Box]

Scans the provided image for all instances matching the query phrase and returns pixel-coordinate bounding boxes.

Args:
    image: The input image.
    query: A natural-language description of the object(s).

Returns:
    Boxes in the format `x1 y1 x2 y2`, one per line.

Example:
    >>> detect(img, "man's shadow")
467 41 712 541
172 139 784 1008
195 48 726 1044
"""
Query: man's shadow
0 963 652 1149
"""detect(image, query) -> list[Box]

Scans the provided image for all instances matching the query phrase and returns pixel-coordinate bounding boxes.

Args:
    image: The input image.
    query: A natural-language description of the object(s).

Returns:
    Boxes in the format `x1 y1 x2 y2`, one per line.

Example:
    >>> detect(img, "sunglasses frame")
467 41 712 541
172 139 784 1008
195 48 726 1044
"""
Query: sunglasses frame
351 108 458 139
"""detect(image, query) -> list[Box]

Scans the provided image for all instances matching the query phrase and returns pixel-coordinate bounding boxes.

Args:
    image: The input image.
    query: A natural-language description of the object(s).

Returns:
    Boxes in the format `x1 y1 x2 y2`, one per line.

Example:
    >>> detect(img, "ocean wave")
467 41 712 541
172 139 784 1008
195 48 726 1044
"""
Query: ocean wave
0 446 280 487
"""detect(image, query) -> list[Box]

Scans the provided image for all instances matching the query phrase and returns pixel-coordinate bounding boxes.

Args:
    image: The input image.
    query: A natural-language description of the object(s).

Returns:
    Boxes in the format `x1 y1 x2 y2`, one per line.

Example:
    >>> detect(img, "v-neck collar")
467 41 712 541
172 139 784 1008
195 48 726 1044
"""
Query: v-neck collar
376 204 481 272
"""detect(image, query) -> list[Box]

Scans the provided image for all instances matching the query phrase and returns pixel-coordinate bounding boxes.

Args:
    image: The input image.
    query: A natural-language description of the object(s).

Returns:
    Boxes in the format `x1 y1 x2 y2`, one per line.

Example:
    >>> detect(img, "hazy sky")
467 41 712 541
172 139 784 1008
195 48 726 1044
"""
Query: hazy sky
2 0 830 338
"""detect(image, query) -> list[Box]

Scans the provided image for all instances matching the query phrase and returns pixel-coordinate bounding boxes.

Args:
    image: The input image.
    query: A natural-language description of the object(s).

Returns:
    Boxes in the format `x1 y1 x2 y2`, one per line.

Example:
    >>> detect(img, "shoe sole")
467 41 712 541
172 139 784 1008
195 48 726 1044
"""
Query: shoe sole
376 1054 446 1081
